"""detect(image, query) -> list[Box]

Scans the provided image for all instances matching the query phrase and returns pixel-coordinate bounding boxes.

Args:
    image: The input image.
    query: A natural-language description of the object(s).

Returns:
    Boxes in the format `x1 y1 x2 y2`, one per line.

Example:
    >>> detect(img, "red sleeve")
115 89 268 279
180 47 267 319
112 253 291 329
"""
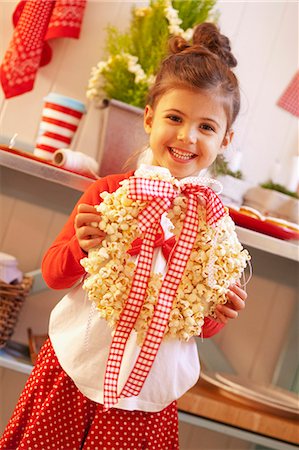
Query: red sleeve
201 317 225 338
42 172 133 290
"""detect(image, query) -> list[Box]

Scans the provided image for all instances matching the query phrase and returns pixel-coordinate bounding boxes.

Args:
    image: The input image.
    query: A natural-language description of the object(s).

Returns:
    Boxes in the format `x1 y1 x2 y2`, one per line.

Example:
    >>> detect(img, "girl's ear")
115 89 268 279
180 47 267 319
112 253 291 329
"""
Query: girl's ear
219 129 234 152
144 105 153 134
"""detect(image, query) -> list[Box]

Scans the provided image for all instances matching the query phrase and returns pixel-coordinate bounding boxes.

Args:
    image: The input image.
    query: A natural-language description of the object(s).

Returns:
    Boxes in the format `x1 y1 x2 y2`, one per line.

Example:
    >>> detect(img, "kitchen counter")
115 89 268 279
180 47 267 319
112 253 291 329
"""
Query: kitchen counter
178 378 298 449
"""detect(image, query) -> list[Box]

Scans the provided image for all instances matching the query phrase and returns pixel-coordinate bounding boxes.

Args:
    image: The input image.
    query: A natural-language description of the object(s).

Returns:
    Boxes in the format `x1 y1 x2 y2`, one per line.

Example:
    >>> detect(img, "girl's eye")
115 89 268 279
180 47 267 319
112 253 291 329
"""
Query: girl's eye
200 123 215 132
166 115 182 123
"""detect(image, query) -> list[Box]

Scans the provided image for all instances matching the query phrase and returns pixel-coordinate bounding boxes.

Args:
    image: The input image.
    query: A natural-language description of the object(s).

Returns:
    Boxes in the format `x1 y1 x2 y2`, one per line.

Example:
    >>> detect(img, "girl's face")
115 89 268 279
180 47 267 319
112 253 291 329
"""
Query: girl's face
144 88 233 179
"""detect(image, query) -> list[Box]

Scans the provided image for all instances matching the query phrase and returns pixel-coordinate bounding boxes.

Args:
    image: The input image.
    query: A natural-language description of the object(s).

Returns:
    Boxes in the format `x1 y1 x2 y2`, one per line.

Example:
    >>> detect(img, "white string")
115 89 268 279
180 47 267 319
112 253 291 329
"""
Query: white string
87 167 101 179
240 258 253 289
8 133 18 148
200 329 204 343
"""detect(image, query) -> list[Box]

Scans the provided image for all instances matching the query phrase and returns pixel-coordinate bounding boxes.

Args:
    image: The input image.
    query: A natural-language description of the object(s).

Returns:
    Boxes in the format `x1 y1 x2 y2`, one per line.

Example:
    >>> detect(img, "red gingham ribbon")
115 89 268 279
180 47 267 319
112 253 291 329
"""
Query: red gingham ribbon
103 177 226 410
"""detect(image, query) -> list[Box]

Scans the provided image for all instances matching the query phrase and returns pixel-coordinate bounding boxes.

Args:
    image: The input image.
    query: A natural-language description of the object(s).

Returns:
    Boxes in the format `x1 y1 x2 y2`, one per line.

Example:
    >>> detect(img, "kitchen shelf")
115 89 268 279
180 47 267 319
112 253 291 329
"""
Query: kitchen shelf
0 341 32 375
0 147 94 192
236 226 298 261
1 148 298 262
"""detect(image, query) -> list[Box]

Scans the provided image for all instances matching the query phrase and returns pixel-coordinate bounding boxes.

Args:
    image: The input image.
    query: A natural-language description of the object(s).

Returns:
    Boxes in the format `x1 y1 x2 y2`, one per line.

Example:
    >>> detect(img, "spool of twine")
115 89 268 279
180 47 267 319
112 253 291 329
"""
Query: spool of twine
53 149 99 177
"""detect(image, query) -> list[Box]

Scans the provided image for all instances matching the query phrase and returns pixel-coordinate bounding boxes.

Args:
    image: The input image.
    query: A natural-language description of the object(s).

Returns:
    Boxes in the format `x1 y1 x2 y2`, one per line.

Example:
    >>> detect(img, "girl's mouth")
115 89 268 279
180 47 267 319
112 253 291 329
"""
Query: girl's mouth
168 147 196 161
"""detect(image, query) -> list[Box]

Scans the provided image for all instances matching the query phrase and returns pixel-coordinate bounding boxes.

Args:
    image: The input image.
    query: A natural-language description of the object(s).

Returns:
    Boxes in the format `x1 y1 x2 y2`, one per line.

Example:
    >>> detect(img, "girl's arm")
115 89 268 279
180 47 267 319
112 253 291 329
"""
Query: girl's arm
41 179 107 289
201 317 225 338
42 173 131 290
201 283 247 338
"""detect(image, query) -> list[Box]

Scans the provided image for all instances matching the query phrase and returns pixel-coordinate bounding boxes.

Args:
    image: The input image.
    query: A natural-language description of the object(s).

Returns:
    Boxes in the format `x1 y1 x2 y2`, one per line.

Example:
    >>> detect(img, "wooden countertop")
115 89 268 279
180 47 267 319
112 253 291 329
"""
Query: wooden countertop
177 379 299 445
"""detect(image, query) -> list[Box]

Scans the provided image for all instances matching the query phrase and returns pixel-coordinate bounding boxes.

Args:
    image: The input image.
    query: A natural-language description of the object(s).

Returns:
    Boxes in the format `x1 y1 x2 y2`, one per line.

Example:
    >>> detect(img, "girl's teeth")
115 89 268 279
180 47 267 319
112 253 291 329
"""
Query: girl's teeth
170 147 195 160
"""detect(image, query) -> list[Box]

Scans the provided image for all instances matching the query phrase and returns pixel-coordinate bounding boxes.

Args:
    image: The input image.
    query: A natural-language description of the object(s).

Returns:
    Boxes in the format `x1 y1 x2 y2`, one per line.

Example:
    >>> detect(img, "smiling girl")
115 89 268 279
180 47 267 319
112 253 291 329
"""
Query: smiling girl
144 88 233 179
1 22 248 450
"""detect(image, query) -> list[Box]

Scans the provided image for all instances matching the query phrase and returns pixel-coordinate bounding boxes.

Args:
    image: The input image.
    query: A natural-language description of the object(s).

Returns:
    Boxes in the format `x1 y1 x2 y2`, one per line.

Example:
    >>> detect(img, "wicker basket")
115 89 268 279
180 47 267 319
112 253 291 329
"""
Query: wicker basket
0 275 33 348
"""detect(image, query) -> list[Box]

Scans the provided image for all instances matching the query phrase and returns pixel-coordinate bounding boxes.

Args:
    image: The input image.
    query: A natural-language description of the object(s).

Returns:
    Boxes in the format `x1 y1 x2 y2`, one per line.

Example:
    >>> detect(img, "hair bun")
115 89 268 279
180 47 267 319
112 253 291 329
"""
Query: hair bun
193 22 237 68
168 35 191 54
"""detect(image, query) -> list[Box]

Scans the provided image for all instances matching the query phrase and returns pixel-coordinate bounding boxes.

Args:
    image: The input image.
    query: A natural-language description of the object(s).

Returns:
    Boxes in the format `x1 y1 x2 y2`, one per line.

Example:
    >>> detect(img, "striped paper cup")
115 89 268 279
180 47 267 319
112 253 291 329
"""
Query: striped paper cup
34 93 86 161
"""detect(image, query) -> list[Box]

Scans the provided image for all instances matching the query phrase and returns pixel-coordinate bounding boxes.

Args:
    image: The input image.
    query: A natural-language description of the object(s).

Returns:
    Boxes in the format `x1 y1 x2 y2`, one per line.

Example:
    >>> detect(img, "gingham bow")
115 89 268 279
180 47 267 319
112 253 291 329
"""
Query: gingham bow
103 177 226 410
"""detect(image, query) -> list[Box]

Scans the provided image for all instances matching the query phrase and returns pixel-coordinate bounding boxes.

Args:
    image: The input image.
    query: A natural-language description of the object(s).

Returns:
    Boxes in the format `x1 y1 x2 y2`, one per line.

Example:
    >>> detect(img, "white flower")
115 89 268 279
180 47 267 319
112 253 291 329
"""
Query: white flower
164 0 194 41
181 28 194 41
96 60 110 72
123 53 148 84
86 52 153 101
86 0 201 103
134 6 151 18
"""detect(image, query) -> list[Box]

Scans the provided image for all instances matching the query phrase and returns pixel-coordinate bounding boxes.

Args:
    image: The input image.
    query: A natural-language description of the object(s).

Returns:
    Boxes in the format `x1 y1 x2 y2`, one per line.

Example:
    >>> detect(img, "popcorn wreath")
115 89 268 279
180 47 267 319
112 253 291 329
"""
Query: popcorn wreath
81 169 250 346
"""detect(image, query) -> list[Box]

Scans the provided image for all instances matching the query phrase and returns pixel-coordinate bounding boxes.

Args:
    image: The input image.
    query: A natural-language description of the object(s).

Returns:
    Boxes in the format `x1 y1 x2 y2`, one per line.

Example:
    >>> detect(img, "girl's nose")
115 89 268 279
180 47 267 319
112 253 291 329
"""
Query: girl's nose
177 127 197 144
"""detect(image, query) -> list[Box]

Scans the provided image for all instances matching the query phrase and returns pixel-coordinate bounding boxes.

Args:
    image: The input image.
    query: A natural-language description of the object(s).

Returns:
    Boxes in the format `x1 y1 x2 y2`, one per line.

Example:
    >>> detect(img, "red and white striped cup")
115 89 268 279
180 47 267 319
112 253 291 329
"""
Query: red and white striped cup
34 93 86 161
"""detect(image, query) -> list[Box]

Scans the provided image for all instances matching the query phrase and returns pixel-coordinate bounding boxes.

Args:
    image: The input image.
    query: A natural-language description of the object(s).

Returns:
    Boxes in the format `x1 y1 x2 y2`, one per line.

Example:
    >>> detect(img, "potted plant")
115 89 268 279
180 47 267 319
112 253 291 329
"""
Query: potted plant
209 154 252 207
86 0 218 109
243 180 299 223
260 181 299 199
85 0 218 176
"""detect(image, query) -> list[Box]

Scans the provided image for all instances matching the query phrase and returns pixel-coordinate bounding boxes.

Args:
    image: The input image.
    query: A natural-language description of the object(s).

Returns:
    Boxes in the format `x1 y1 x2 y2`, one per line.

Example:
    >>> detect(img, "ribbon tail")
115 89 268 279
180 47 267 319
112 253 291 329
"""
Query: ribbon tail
120 195 199 400
103 222 160 410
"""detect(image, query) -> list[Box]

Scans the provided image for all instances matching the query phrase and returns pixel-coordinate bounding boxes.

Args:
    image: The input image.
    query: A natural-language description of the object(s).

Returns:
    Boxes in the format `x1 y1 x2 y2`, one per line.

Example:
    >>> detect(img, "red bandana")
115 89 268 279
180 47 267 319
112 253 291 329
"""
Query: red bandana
0 0 86 99
277 71 299 118
103 177 226 410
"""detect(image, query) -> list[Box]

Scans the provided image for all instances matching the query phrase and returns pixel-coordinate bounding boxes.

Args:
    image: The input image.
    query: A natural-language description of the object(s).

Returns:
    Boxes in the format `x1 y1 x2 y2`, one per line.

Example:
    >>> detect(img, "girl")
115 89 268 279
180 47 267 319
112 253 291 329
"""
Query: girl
1 22 248 450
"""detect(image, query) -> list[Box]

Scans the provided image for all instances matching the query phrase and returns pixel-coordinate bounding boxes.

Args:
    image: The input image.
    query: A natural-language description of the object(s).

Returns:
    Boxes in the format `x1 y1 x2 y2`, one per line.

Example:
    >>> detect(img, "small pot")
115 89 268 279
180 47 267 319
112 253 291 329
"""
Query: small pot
243 186 299 223
216 175 252 207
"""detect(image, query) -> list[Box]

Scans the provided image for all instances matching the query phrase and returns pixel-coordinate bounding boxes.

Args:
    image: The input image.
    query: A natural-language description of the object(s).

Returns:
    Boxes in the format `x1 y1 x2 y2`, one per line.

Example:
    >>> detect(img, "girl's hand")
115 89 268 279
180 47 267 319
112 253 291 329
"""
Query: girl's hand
214 282 247 325
74 203 106 253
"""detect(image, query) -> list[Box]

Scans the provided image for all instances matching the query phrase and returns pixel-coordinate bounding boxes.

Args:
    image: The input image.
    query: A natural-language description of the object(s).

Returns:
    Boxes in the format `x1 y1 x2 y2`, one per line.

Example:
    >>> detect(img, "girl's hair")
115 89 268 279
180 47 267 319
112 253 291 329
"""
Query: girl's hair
147 22 240 130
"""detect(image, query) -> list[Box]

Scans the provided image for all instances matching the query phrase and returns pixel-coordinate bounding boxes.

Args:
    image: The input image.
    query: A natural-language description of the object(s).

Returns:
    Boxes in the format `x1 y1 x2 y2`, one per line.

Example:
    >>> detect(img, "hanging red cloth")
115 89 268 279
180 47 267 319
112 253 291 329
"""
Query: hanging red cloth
277 71 299 118
0 0 87 99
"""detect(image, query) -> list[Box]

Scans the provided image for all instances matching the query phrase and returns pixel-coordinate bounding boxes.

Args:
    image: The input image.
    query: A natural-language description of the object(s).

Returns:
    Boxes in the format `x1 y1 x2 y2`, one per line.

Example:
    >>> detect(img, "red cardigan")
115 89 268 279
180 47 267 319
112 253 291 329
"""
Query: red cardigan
42 171 224 339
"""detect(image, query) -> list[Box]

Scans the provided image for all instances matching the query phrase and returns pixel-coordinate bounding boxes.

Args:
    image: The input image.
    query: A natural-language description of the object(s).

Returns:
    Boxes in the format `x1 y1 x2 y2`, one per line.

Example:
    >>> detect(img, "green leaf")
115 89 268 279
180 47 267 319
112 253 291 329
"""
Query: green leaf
173 0 217 30
211 154 243 179
88 0 218 108
260 181 299 199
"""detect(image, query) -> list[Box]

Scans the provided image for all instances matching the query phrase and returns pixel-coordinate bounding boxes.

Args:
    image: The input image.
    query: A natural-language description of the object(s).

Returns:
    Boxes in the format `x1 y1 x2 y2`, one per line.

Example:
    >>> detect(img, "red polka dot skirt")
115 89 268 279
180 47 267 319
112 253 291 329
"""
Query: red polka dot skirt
0 339 179 449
